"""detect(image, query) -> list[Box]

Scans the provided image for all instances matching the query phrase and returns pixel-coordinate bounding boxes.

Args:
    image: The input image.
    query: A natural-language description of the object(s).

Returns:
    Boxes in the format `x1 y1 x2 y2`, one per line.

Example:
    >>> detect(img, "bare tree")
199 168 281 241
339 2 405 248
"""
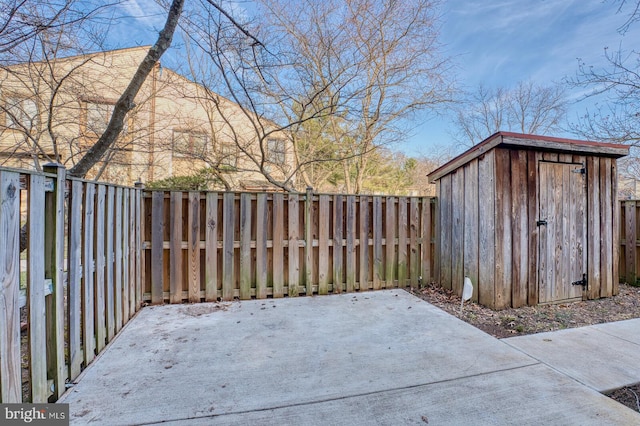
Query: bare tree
452 81 568 147
179 0 454 193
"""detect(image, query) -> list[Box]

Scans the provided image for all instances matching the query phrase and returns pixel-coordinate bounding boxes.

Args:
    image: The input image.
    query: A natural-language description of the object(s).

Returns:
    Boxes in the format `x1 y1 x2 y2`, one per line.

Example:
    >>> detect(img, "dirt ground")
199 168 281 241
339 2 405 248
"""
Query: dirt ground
409 283 640 414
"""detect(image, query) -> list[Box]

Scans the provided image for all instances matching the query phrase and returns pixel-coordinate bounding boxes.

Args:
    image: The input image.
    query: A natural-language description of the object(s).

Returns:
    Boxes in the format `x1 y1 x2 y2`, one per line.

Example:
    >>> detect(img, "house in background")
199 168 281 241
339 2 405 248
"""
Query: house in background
0 46 292 189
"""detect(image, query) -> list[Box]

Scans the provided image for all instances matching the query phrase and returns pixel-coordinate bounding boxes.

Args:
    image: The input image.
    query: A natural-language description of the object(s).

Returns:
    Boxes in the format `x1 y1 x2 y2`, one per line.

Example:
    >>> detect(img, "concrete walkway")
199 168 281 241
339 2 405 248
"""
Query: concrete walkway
59 290 640 425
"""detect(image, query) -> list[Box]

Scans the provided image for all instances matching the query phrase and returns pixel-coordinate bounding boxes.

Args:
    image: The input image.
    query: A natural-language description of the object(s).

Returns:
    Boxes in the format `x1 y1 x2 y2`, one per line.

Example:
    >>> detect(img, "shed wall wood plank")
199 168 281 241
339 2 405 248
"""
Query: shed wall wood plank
451 170 464 295
272 193 284 298
494 149 512 309
527 151 540 305
318 195 330 294
205 193 218 301
600 157 613 297
150 191 164 304
612 161 620 295
510 150 528 307
240 193 252 300
0 171 21 402
28 174 47 402
587 157 601 299
463 160 479 302
478 151 496 307
439 175 452 290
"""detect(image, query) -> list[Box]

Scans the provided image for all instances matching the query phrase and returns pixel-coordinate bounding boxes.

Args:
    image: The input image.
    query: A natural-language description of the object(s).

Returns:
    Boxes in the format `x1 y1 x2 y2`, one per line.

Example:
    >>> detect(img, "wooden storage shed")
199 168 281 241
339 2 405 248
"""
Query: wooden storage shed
428 132 629 309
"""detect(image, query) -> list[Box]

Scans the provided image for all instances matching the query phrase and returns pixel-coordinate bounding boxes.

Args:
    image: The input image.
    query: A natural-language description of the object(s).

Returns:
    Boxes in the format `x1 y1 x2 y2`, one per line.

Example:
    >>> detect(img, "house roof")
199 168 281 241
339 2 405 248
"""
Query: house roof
428 131 630 183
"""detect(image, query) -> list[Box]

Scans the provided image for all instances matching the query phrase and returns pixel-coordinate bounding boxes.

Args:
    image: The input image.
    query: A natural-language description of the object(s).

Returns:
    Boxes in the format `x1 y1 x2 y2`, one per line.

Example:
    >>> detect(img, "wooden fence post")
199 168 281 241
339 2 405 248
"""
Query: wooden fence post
43 163 66 401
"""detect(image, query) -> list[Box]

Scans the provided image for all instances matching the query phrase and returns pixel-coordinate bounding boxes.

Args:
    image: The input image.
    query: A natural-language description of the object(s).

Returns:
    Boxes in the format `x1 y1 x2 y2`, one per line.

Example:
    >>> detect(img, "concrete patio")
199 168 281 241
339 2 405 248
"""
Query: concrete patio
59 290 640 425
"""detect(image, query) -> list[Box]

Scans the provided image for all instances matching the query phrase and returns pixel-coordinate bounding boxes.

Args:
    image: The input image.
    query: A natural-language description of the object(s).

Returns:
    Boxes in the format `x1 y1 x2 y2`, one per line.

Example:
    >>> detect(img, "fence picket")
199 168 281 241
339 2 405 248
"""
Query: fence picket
0 170 21 402
205 193 218 301
28 174 47 402
83 183 96 365
170 192 183 303
94 185 106 353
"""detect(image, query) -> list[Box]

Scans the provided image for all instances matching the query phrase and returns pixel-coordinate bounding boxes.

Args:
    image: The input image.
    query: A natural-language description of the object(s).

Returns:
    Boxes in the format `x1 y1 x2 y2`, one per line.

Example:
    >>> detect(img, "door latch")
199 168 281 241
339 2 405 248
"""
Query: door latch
536 219 547 226
572 273 587 289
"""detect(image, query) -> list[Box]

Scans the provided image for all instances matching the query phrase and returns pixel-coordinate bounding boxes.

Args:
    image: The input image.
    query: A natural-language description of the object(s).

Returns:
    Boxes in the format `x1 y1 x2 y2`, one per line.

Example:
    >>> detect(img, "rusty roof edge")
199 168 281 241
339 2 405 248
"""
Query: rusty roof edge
427 131 630 183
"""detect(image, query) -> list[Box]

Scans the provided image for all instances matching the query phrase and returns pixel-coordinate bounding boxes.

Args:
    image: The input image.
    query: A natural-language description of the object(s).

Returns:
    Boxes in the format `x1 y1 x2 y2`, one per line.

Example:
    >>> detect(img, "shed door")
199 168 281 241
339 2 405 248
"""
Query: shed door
538 161 587 303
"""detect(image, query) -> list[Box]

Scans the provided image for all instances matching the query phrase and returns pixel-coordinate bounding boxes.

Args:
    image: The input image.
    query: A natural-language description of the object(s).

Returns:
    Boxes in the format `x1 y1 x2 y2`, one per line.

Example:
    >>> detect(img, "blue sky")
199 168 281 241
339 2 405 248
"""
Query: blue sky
406 0 640 157
111 0 640 158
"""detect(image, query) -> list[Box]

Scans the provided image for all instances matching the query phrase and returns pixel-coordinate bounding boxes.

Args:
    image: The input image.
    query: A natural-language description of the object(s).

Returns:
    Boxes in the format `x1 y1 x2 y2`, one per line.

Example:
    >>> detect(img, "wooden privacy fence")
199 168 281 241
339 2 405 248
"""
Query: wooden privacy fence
0 165 142 403
142 190 436 303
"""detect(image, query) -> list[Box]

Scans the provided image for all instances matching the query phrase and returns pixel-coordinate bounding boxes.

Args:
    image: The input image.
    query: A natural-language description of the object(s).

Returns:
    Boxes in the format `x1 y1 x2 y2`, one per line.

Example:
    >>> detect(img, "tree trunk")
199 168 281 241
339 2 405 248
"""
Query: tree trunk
69 0 184 178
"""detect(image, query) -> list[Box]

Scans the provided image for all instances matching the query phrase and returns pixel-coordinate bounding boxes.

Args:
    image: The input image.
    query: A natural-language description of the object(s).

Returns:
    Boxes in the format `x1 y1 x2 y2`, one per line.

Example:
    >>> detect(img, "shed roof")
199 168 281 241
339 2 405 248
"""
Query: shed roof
428 131 629 183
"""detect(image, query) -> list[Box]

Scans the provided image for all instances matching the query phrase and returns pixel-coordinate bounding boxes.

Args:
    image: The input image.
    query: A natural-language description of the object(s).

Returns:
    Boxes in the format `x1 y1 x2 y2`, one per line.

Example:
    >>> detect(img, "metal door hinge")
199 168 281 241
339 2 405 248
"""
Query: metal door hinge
572 168 586 174
572 273 587 289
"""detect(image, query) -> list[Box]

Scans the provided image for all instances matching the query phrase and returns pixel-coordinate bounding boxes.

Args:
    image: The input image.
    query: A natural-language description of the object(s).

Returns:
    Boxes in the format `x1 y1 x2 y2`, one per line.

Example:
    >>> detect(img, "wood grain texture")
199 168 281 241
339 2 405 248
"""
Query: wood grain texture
494 149 512 309
222 193 235 301
332 195 344 293
587 157 601 300
600 158 613 297
346 195 357 293
272 193 284 298
359 196 370 290
256 193 268 299
94 185 106 353
373 196 383 290
527 151 540 305
288 194 300 296
463 161 479 302
150 191 164 304
478 152 495 307
318 195 330 295
43 165 66 399
510 151 528 308
397 197 408 288
83 183 96 365
121 189 130 321
409 197 420 288
105 186 115 340
205 193 219 301
67 180 83 380
239 193 252 300
451 169 464 295
188 192 201 302
0 171 21 402
169 192 183 303
385 197 396 287
28 174 47 402
439 175 452 290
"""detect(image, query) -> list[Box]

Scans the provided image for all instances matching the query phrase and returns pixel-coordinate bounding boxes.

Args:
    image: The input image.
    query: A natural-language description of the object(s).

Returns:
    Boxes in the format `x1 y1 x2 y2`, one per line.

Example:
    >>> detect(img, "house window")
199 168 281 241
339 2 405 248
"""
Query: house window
267 138 285 165
85 101 114 136
219 142 237 168
5 96 38 130
173 130 208 158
